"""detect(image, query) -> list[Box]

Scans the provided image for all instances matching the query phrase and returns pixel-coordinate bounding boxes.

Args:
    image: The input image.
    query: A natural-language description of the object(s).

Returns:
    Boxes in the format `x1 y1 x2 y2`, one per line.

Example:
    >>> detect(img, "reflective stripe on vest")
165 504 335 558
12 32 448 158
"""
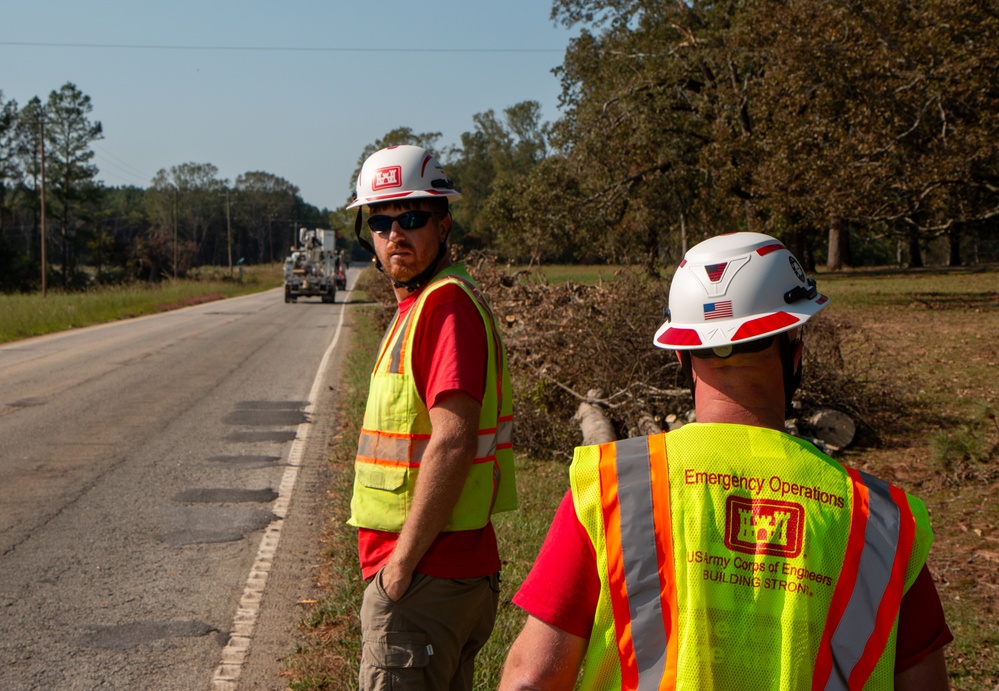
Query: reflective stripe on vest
385 305 416 375
599 435 675 691
356 419 513 468
814 468 916 690
587 430 919 691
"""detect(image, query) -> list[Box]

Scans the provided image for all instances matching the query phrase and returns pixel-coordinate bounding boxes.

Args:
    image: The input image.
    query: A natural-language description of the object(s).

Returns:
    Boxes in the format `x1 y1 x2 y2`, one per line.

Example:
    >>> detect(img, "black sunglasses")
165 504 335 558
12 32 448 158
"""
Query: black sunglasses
690 335 775 359
367 210 442 235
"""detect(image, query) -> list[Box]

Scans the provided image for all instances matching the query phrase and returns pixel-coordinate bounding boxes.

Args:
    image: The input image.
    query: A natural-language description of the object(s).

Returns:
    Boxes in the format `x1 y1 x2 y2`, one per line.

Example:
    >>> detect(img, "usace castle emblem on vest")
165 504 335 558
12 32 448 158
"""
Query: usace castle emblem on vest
724 497 805 558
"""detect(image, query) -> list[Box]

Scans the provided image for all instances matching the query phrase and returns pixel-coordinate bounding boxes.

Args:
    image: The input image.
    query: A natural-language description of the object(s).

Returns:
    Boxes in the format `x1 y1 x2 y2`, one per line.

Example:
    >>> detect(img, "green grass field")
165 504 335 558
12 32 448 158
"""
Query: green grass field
509 263 637 285
0 265 283 344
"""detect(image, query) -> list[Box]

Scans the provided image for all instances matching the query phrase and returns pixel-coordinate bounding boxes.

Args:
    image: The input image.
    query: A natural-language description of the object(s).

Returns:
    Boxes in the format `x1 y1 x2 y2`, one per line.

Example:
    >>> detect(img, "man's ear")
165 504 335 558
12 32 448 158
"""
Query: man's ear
439 213 452 244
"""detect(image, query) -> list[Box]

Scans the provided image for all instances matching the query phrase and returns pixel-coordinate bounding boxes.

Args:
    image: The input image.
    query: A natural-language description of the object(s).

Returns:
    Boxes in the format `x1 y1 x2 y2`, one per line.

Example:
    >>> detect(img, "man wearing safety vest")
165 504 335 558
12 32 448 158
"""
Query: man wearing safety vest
345 145 517 691
500 233 951 690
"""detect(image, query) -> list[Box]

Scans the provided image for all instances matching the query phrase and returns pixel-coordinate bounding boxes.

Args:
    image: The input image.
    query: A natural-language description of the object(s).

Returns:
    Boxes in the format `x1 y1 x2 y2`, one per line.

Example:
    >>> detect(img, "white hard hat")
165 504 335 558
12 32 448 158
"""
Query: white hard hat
654 232 829 350
346 145 461 210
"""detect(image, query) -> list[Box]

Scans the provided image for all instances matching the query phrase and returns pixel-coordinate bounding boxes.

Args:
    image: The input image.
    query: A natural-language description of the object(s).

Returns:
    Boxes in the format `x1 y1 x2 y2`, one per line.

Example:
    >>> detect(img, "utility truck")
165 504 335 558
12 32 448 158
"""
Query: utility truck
283 228 346 303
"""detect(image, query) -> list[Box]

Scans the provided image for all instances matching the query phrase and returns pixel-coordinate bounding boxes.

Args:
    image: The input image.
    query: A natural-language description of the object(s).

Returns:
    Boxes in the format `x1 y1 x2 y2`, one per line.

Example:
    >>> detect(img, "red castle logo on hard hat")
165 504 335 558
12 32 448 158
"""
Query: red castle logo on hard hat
724 496 804 558
372 166 402 191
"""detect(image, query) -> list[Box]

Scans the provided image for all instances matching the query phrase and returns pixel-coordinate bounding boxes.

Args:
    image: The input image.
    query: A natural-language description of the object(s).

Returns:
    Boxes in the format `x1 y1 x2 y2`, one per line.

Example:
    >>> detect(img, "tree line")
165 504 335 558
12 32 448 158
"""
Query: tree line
386 0 997 272
0 82 329 292
3 0 997 293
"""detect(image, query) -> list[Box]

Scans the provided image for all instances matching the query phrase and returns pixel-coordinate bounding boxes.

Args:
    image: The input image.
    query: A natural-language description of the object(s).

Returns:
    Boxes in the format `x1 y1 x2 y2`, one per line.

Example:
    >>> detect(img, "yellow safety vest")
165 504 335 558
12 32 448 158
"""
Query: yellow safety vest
570 423 933 691
348 264 517 532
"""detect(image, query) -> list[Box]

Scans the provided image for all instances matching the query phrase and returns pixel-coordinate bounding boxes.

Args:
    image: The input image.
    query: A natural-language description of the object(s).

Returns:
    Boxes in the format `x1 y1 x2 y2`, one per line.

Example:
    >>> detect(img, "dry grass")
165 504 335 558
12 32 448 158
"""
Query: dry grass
815 266 999 691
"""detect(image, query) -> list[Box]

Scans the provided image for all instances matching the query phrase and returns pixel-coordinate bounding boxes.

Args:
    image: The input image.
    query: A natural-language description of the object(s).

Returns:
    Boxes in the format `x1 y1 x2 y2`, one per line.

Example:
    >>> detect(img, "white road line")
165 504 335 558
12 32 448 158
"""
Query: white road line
211 289 353 690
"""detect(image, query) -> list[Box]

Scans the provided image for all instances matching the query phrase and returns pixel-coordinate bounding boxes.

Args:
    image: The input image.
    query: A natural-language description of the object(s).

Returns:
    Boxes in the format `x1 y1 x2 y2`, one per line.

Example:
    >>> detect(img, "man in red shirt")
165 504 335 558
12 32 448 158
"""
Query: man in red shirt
509 493 951 687
345 145 516 691
501 233 951 690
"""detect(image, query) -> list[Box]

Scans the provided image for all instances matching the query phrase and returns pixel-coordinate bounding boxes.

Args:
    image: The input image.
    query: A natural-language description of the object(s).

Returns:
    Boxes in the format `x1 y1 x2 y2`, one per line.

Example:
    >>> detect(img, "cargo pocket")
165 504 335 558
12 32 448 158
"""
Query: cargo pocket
351 462 411 531
361 631 431 690
356 461 408 492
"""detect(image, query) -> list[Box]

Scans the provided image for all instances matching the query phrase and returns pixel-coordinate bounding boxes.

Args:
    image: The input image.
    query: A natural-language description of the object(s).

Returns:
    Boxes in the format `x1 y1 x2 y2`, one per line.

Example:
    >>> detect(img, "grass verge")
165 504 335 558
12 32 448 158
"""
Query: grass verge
281 267 386 690
284 307 376 690
0 264 283 344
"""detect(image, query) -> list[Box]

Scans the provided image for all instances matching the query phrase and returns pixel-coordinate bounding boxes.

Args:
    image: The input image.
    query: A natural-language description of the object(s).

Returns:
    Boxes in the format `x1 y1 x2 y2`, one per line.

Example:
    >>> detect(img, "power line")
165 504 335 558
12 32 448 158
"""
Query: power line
92 144 154 183
0 40 563 54
96 167 147 187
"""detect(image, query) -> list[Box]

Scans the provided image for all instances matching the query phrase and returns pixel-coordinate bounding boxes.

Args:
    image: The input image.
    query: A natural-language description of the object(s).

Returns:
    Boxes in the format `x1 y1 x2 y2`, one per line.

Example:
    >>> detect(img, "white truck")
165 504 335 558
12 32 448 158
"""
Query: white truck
283 228 347 303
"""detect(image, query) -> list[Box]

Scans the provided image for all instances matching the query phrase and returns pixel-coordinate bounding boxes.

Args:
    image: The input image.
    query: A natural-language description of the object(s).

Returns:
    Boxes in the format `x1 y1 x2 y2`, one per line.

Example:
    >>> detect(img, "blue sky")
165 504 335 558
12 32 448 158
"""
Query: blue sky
1 1 577 210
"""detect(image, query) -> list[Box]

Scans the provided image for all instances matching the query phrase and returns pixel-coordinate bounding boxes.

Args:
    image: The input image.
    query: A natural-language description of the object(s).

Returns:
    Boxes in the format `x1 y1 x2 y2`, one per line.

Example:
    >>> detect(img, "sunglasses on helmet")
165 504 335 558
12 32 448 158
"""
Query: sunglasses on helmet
690 335 776 359
367 210 442 235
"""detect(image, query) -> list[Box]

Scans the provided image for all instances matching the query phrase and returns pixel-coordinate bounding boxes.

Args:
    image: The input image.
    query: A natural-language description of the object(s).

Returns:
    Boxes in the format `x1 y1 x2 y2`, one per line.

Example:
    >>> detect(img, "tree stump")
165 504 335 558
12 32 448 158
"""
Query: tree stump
807 409 856 450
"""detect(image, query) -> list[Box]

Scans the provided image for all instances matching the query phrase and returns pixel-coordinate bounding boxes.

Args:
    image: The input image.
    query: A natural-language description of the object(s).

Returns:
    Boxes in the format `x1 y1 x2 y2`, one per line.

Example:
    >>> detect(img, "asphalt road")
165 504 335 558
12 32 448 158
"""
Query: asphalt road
0 272 361 690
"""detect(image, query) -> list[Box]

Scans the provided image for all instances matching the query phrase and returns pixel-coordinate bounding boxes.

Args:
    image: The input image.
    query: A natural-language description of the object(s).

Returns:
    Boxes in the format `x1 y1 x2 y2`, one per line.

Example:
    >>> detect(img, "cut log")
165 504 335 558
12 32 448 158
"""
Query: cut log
574 389 616 445
807 409 856 450
637 412 663 436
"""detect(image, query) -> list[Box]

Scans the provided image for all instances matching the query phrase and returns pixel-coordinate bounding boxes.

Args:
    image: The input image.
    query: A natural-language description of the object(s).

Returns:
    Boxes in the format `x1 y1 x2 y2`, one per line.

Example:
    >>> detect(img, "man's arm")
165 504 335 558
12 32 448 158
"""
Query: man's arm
895 648 949 691
499 615 588 690
499 610 949 691
379 390 481 601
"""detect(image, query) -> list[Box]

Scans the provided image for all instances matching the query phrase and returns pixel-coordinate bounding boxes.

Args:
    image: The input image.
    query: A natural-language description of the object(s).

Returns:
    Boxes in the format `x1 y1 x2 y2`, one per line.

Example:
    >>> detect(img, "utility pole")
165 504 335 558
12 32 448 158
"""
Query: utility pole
39 112 47 297
172 185 178 280
225 188 233 277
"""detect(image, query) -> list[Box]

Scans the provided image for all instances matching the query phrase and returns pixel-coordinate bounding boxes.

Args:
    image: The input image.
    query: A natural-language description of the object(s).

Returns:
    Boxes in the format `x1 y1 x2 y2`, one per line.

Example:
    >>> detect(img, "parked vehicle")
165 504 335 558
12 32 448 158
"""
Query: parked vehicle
283 228 342 303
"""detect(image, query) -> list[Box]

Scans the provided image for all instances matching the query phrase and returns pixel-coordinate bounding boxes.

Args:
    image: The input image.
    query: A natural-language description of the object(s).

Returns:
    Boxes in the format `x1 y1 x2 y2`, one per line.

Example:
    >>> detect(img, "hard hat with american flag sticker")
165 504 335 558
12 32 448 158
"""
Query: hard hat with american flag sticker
654 232 829 351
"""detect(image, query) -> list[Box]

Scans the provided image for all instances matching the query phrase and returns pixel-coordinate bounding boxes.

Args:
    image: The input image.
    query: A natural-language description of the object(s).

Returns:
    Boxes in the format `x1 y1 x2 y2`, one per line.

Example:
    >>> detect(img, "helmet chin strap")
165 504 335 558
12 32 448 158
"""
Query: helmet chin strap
779 331 803 418
680 351 695 406
352 208 448 293
353 208 378 263
393 242 447 292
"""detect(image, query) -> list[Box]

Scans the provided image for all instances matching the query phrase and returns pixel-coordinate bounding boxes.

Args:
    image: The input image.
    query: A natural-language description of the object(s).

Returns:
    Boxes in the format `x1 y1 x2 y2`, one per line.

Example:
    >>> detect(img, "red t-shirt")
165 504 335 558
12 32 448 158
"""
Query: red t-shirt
357 281 500 580
514 490 953 671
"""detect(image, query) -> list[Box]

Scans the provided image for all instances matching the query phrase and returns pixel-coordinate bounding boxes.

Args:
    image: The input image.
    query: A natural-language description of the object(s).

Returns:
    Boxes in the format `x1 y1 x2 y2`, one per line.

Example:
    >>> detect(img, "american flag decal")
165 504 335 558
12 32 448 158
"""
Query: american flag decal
703 301 733 320
705 263 727 282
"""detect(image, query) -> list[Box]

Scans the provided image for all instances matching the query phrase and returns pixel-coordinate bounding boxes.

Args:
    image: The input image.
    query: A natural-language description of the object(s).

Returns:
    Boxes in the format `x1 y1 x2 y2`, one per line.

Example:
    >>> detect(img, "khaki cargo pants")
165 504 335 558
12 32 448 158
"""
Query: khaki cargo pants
359 569 500 691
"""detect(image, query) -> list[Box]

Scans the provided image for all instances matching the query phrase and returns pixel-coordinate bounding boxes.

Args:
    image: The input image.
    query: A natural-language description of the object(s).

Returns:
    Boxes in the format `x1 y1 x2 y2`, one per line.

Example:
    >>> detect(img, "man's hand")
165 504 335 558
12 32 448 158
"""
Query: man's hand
380 559 413 602
381 391 482 601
